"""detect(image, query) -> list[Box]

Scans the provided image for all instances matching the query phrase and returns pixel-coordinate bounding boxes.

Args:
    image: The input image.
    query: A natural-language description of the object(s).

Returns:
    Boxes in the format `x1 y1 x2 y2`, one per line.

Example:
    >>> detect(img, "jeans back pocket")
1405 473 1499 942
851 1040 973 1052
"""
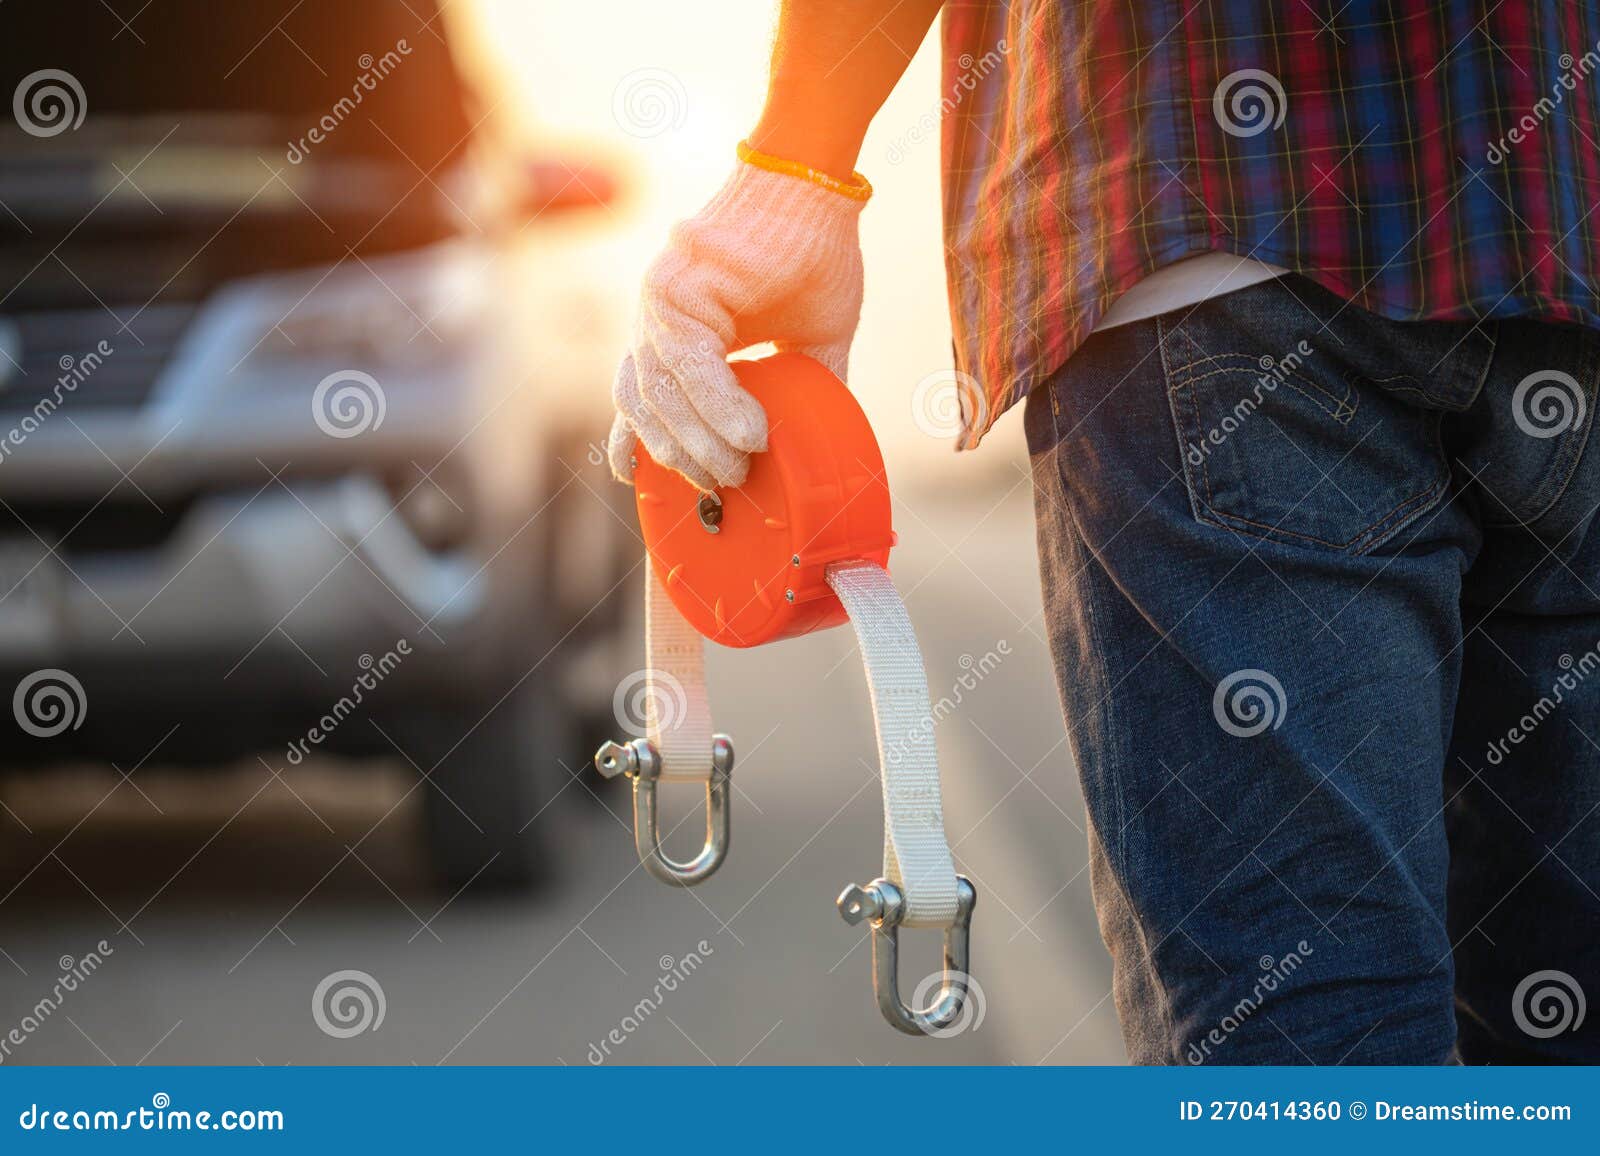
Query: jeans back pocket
1158 278 1491 556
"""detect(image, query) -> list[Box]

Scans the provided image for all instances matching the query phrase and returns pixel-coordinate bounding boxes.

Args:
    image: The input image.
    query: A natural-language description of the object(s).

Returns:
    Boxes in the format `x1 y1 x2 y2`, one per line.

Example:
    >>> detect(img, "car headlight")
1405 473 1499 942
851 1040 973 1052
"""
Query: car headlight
246 244 486 368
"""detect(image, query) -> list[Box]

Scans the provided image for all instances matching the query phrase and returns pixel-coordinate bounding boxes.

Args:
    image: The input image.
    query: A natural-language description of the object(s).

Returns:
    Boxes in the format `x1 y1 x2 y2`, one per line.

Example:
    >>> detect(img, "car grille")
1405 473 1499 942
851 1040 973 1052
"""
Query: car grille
0 492 197 555
0 303 197 413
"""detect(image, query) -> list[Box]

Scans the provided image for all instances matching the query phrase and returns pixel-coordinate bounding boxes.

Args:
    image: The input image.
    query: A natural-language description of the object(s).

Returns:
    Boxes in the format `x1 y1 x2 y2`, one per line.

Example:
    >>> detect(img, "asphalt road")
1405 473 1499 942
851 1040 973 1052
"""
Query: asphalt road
0 466 1125 1066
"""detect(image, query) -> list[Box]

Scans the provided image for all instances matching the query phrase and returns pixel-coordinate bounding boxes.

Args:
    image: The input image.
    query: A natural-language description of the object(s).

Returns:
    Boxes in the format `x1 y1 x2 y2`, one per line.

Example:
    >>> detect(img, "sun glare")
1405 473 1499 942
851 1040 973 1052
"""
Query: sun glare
457 1 966 469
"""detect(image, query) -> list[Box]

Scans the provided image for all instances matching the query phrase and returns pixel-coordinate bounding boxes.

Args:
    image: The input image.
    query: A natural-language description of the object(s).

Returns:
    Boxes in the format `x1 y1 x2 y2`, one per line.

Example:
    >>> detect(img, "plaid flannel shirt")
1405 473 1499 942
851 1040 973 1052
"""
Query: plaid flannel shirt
940 1 1600 448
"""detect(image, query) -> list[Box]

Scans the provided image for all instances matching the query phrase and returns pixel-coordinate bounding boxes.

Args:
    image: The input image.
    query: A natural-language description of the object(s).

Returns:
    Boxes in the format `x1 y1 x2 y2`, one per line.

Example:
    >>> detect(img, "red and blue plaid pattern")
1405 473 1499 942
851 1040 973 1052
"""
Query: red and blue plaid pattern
941 1 1600 448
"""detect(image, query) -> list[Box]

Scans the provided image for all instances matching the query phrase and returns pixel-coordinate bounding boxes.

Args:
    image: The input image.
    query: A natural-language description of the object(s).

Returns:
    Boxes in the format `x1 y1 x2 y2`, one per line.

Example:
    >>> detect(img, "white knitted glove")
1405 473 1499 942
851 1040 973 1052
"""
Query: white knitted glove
608 157 868 490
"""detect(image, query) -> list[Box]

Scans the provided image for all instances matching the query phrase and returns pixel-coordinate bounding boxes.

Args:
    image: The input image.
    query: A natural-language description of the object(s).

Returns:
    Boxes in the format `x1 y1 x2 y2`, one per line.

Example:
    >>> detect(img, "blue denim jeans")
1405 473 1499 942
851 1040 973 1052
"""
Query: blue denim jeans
1026 275 1600 1065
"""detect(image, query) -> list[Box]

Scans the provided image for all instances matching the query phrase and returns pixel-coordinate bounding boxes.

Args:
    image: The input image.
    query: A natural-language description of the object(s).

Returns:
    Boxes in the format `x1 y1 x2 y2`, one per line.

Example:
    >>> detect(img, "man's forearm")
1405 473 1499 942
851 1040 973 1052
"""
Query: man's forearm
748 0 944 179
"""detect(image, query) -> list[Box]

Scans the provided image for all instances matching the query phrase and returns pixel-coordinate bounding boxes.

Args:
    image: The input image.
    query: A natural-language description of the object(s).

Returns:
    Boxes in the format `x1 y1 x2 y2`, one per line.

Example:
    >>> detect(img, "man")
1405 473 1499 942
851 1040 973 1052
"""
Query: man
607 1 1600 1064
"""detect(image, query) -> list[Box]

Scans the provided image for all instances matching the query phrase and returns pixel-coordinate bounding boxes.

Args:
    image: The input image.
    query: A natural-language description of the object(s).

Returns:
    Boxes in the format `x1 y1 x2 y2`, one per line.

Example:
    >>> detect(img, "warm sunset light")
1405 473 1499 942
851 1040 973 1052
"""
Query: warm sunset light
2 0 1596 1116
458 1 963 468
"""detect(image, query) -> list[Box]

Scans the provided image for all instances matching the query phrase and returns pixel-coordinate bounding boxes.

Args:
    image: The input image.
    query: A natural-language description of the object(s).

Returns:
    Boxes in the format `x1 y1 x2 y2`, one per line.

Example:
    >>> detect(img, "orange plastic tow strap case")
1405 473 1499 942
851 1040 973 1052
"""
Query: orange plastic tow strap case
632 353 894 648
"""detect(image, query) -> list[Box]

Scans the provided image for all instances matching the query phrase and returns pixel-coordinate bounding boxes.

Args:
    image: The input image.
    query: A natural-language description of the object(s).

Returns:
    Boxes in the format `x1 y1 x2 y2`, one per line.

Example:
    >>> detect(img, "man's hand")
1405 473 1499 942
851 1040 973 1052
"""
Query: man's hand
608 162 867 490
608 0 944 491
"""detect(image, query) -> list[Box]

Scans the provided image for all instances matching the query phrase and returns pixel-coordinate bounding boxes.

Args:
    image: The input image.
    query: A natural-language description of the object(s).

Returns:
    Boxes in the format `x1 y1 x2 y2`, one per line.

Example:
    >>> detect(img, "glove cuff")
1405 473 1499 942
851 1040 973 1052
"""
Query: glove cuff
703 157 871 237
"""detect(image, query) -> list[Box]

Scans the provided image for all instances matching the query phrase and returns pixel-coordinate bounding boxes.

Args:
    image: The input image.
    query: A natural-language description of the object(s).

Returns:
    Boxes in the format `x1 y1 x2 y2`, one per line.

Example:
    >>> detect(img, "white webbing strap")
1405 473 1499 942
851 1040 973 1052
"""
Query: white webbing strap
645 565 714 783
639 556 960 927
824 561 959 928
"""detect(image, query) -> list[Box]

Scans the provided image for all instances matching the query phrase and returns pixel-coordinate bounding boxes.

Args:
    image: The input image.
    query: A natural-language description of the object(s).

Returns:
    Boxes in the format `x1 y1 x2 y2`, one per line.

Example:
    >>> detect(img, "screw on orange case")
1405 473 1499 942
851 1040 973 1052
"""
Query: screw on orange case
631 353 895 648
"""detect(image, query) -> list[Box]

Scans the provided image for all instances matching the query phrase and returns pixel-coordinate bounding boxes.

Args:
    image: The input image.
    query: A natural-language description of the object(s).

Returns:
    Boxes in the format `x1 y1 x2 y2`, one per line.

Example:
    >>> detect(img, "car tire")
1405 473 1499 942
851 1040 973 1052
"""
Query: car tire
412 681 578 894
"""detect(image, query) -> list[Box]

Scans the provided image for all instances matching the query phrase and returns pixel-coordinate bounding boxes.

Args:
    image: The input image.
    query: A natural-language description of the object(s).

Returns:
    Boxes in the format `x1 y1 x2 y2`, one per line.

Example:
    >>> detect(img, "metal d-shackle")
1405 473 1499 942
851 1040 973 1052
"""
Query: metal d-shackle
837 875 978 1036
593 734 734 887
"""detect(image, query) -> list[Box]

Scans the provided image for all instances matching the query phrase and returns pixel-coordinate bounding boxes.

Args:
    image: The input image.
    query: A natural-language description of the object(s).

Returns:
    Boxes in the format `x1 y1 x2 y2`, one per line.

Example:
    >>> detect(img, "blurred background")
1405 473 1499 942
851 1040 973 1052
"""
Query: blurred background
0 0 1121 1064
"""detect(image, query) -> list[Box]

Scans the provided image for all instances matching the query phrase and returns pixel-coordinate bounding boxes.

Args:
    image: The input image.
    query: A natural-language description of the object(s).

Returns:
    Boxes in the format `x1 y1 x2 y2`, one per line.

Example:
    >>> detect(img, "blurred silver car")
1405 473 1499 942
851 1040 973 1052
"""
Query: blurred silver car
0 0 634 888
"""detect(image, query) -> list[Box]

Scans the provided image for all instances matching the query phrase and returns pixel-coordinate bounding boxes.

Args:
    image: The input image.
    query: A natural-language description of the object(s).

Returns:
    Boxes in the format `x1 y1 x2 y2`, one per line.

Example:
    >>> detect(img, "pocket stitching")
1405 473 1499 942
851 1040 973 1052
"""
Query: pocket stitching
1188 465 1448 552
1173 368 1449 552
1170 352 1358 425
